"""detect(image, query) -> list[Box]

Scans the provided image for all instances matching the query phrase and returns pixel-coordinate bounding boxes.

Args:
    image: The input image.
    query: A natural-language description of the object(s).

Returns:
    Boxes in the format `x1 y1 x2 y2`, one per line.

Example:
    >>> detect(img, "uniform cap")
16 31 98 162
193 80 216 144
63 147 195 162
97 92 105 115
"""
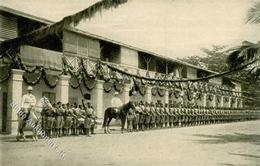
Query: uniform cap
27 86 33 91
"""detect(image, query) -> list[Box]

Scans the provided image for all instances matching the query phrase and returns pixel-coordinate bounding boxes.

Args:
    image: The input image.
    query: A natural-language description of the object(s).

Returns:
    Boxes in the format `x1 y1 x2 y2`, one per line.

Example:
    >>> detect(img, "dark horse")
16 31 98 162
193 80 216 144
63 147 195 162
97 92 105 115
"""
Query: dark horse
102 101 135 134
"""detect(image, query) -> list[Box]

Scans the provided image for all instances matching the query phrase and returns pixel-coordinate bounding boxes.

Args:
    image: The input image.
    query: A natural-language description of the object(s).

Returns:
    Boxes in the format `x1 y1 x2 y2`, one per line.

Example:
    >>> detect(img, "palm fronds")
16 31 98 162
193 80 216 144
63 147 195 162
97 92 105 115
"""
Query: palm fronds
0 0 128 52
227 41 260 79
247 2 260 23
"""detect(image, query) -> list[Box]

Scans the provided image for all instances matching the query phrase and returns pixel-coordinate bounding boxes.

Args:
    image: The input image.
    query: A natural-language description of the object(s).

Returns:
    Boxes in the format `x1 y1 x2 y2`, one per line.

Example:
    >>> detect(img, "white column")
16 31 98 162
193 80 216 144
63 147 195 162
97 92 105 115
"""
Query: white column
228 97 232 108
145 86 152 103
202 93 207 107
123 84 131 104
234 98 238 108
56 75 70 104
220 96 224 108
212 95 216 108
165 89 169 104
8 69 24 134
92 80 104 128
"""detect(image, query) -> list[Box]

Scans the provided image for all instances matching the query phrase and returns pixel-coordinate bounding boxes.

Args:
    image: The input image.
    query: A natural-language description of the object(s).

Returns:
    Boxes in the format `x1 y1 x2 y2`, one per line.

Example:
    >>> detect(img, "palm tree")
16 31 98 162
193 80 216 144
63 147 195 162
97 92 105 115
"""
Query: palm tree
1 0 128 51
247 2 260 23
227 2 260 80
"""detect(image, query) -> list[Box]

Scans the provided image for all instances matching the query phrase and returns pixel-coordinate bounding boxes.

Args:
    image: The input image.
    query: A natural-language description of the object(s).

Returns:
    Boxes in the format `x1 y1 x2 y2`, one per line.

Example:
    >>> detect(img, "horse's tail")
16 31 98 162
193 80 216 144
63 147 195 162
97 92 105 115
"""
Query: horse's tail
102 108 109 128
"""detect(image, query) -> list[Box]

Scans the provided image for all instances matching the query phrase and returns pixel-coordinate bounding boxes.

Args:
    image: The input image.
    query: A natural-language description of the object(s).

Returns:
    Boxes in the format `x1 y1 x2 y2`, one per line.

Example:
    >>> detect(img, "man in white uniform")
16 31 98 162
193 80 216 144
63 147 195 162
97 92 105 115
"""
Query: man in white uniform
111 91 122 112
21 86 37 121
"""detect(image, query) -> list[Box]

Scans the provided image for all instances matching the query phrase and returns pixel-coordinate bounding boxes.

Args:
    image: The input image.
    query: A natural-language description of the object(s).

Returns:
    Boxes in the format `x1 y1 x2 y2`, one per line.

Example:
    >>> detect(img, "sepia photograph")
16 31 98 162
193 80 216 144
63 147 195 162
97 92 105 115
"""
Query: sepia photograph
0 0 260 165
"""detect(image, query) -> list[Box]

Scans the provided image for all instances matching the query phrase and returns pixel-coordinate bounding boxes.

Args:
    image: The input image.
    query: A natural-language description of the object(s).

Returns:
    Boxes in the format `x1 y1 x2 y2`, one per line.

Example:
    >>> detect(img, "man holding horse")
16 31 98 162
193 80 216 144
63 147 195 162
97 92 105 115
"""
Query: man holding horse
111 91 123 113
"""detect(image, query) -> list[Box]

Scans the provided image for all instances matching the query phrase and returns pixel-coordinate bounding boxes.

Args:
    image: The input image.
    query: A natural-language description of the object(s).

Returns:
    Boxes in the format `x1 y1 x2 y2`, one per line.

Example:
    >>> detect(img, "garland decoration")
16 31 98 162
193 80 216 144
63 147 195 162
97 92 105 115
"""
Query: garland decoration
43 69 62 88
196 92 202 100
104 80 113 93
207 94 214 101
157 88 165 97
216 96 221 103
23 68 43 85
152 87 157 96
224 97 229 103
174 91 181 99
187 92 194 101
70 74 80 89
114 80 124 92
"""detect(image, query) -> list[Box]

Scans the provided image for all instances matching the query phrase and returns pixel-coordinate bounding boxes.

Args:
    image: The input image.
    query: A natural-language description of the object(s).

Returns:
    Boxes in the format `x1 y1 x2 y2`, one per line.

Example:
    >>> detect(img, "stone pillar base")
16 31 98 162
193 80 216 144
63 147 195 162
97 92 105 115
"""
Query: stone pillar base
11 120 18 135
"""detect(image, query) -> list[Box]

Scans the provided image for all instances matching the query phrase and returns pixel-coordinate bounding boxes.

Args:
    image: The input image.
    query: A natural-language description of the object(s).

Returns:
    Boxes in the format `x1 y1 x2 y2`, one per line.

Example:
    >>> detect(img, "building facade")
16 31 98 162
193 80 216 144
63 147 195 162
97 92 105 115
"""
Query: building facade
0 7 243 134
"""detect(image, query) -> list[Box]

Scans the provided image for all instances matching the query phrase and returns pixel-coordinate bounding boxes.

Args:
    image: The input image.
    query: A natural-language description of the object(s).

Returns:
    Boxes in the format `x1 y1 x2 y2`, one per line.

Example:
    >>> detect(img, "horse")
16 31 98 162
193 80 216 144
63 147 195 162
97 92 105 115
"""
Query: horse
16 97 52 141
102 101 135 134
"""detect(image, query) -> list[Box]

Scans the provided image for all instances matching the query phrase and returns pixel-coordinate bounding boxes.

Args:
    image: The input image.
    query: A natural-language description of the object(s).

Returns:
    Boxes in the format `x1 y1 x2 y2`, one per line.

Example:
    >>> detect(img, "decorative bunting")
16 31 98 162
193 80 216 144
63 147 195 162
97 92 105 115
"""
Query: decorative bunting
23 69 43 85
114 80 123 92
104 81 113 93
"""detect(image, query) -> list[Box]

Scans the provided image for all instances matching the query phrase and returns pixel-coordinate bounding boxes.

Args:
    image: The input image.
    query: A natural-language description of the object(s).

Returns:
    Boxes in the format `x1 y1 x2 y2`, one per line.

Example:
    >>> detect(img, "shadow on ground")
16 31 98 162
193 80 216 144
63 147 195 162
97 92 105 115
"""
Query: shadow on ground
193 133 260 145
229 153 260 159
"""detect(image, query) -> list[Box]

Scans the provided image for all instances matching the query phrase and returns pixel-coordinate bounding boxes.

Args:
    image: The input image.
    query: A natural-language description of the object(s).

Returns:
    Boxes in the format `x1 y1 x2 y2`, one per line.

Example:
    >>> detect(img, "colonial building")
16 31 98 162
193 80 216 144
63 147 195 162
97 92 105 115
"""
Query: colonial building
0 6 243 134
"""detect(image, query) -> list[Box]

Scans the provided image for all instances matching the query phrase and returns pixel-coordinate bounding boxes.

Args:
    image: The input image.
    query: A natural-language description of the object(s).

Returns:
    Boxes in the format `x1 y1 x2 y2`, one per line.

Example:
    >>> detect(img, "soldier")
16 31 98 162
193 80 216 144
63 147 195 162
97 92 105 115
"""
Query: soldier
150 102 156 129
164 104 170 128
55 102 64 137
63 103 74 136
169 104 174 128
88 102 97 135
71 103 79 136
160 103 165 128
155 103 161 128
82 101 93 137
21 86 37 122
133 102 140 131
144 102 151 130
139 101 145 131
44 102 56 137
127 107 135 132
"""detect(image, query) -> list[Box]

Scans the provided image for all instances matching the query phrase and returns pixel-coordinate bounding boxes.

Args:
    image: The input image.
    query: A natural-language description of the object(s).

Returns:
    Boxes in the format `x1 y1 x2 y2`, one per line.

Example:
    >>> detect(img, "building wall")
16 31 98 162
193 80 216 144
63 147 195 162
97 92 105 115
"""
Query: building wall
187 67 197 79
0 14 18 41
0 81 8 132
63 30 101 59
120 46 139 67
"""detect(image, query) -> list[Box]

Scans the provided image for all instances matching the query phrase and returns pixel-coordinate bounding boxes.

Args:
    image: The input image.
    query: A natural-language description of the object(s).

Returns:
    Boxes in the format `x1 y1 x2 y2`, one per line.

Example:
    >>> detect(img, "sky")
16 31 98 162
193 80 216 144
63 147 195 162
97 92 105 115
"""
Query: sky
1 0 260 58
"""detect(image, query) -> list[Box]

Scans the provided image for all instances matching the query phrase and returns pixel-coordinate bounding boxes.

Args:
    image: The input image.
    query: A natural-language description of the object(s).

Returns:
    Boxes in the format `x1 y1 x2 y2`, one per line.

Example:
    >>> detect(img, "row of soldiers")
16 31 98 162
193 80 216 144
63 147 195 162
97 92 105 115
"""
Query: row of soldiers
126 101 260 132
41 101 97 137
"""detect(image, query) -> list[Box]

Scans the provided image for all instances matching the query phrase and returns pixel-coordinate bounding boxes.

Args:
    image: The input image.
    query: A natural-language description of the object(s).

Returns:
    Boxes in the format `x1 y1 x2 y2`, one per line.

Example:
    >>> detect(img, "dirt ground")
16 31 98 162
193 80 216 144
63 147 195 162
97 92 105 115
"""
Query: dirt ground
1 120 260 166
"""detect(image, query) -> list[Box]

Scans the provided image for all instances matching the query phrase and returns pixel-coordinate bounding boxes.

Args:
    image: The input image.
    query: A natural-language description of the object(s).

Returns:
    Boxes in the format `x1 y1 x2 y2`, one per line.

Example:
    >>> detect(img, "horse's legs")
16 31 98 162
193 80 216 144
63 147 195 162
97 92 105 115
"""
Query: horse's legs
121 118 126 134
107 117 113 134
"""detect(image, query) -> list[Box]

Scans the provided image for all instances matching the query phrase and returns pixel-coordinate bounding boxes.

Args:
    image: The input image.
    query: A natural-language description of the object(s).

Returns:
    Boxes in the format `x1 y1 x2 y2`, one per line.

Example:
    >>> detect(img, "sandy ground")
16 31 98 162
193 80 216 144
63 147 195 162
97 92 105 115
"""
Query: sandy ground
1 120 260 166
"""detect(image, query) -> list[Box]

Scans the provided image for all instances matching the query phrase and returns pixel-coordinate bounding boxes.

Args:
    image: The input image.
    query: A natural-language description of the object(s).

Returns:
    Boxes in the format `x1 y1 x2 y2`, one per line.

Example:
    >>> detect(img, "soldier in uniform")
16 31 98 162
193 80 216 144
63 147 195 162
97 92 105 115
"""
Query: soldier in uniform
55 102 64 137
133 102 140 131
154 103 160 128
20 86 37 122
160 103 165 128
150 102 156 129
139 101 145 131
82 101 94 137
144 102 151 130
127 107 135 132
19 86 37 139
169 104 174 128
164 104 170 128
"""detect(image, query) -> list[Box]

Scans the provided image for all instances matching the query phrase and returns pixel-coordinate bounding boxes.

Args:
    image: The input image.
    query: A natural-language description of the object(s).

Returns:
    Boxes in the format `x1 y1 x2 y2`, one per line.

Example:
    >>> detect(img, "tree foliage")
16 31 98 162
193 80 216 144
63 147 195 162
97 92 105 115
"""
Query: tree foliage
181 45 260 107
